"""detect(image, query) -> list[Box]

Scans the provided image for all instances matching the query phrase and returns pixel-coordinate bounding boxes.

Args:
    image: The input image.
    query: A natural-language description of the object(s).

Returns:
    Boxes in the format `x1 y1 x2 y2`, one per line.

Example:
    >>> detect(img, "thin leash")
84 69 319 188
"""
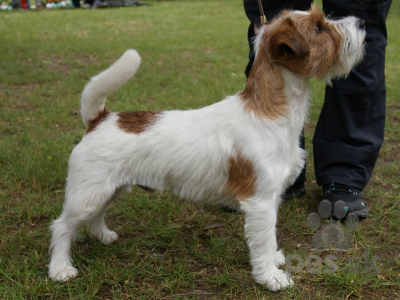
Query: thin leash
257 0 267 25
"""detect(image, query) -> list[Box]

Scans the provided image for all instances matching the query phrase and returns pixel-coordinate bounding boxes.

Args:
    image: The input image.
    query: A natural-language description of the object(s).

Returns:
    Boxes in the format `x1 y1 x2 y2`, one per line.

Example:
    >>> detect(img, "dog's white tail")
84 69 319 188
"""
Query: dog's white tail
80 49 141 127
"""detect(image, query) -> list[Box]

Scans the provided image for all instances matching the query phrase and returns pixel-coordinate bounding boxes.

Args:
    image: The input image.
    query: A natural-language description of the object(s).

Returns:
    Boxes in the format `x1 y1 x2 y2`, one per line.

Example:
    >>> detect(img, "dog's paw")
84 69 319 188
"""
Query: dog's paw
253 268 294 291
99 230 118 244
49 265 78 282
274 249 286 267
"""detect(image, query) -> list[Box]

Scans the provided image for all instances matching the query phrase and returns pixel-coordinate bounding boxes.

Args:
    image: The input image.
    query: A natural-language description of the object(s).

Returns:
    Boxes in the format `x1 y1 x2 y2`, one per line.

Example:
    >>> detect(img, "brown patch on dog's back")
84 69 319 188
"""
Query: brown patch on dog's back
225 149 257 201
117 111 160 134
86 108 109 134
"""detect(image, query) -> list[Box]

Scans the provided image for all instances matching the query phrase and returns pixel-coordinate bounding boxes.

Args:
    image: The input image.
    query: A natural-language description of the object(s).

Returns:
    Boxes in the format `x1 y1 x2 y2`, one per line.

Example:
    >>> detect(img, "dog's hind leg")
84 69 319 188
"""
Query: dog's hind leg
49 182 116 281
88 185 131 244
240 195 294 291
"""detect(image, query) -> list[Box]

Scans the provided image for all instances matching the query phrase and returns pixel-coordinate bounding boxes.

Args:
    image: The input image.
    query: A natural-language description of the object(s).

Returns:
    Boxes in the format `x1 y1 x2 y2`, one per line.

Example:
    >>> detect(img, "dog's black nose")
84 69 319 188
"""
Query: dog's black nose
357 19 366 29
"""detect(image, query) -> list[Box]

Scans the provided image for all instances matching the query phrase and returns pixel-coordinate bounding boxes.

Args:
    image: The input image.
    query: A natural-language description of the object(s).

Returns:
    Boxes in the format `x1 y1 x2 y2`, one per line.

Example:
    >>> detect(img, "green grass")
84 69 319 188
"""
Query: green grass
1 1 399 299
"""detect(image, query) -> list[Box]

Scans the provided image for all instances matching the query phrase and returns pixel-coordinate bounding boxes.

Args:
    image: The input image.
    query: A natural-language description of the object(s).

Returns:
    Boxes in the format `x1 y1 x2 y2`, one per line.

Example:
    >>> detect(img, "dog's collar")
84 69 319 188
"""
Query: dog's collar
257 0 267 25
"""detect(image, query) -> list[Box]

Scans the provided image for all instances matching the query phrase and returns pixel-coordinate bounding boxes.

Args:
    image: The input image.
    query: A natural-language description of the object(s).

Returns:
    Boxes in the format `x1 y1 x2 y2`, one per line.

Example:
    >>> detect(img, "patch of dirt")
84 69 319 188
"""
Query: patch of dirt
389 114 400 124
73 55 109 66
181 50 193 60
304 122 316 134
0 83 38 106
43 55 112 76
387 104 400 124
203 48 216 55
75 30 89 39
0 83 38 91
41 58 71 76
380 139 400 163
387 104 400 111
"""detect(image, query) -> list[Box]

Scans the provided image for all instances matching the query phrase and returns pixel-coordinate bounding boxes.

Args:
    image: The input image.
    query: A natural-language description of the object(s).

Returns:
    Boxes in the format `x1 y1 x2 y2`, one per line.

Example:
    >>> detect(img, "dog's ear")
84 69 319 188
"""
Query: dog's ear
269 22 310 60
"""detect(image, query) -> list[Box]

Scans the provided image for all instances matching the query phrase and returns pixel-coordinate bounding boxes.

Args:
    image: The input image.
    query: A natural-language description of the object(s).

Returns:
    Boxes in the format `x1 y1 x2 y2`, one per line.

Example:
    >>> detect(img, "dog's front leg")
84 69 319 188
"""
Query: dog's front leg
240 197 293 291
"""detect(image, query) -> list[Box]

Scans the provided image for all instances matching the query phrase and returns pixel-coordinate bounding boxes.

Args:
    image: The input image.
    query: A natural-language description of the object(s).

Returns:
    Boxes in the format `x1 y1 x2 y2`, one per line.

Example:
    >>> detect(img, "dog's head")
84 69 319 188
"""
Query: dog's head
254 4 366 82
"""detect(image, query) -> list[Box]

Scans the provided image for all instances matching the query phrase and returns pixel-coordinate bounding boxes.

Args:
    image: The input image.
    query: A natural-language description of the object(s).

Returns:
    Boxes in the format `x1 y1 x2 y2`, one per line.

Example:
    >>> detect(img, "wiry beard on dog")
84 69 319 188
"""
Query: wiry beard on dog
48 4 365 291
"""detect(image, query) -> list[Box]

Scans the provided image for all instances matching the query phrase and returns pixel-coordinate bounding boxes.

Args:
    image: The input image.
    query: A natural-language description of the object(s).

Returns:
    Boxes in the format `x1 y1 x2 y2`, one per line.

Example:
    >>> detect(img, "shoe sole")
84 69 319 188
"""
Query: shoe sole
353 207 369 219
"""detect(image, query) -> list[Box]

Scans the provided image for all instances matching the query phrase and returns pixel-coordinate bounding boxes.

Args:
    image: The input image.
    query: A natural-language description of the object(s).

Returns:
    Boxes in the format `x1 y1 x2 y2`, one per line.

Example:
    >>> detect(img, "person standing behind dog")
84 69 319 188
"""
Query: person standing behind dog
243 0 392 218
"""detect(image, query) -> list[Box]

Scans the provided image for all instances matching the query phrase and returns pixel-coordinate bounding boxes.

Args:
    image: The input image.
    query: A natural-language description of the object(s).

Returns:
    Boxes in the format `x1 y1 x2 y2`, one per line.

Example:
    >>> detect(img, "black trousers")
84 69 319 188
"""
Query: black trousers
244 0 392 190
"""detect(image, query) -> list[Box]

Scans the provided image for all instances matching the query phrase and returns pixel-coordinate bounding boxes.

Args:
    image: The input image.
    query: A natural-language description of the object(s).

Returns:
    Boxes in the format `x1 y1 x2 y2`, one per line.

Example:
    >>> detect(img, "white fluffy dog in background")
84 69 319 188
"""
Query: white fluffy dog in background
49 5 365 291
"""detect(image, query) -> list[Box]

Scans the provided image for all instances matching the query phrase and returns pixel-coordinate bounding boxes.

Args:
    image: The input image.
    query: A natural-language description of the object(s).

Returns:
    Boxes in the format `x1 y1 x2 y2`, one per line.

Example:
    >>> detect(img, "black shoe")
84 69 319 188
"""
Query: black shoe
282 182 306 200
321 183 368 219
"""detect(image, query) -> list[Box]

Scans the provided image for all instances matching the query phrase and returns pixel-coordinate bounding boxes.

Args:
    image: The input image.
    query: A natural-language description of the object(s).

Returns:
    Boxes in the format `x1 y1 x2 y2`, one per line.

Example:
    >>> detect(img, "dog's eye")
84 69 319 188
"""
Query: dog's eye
316 24 322 32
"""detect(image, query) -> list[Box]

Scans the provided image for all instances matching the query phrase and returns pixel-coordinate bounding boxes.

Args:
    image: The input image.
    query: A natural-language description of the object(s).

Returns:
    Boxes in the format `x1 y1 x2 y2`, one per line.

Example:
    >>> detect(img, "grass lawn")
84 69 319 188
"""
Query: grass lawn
0 0 399 298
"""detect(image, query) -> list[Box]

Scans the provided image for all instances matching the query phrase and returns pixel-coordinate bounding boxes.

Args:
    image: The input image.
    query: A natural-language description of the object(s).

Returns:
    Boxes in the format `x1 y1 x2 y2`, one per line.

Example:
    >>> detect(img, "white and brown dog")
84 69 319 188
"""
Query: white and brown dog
49 5 365 291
